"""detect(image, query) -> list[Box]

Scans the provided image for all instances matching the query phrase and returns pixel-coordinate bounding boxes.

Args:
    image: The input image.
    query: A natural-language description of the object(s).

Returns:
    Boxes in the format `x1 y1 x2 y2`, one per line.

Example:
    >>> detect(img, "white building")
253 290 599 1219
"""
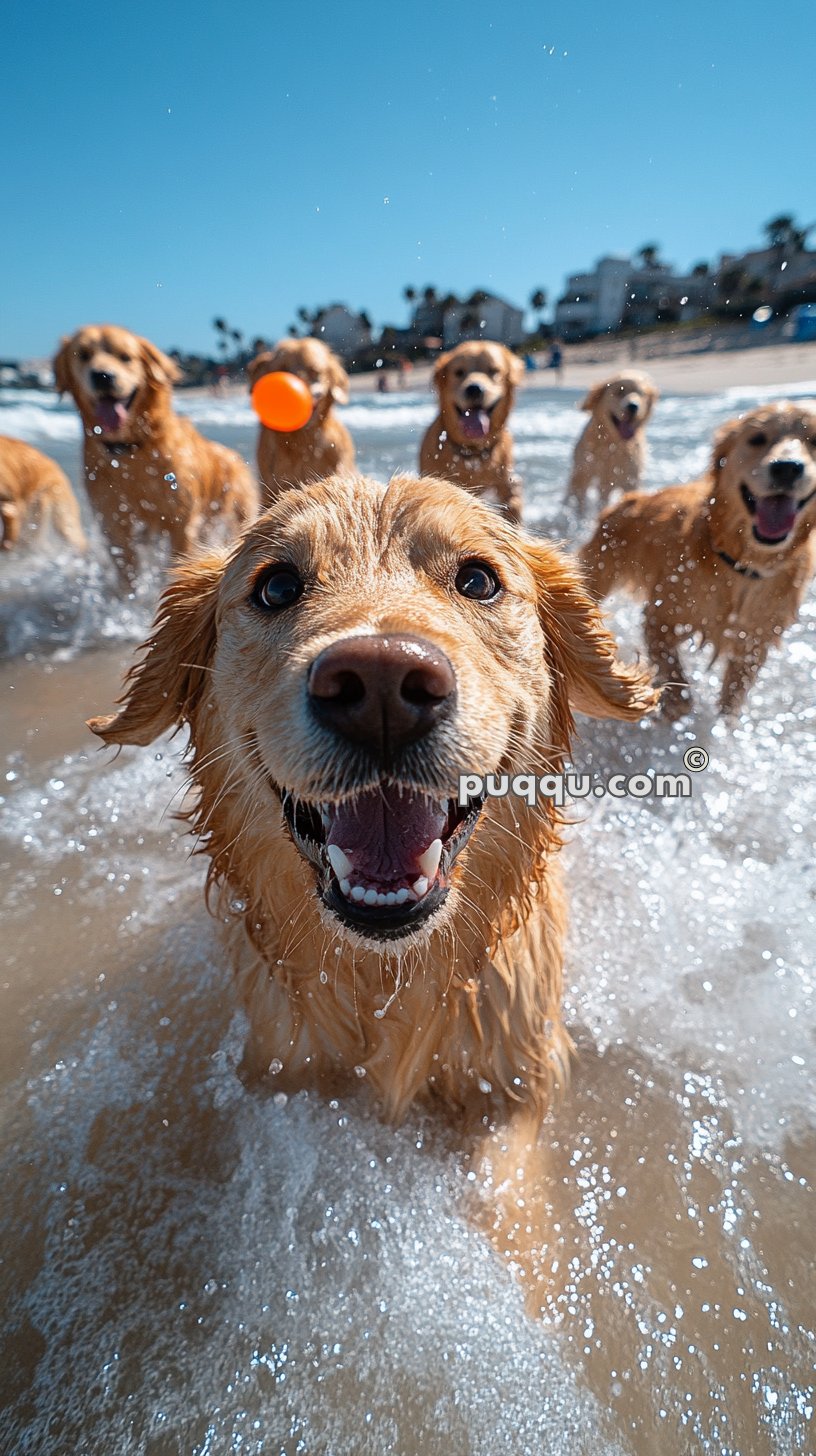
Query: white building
554 256 631 337
311 305 372 357
554 255 712 338
442 293 525 348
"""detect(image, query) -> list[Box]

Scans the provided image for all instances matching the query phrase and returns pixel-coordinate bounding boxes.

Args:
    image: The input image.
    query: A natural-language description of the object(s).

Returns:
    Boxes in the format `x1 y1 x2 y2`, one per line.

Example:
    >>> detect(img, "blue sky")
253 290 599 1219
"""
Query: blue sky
2 0 814 358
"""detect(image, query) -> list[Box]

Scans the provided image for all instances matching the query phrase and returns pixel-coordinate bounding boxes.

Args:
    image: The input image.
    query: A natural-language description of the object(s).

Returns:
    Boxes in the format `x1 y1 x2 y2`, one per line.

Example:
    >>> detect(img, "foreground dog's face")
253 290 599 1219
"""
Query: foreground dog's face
91 474 655 948
713 403 816 550
53 324 180 440
582 372 658 441
434 342 523 446
247 338 349 419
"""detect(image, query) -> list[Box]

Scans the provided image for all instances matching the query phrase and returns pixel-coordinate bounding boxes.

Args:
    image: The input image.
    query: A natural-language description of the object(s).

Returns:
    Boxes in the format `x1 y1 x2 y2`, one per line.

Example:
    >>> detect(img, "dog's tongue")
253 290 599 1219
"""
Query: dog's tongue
94 399 129 435
327 786 447 884
460 408 490 440
755 494 798 541
615 416 636 441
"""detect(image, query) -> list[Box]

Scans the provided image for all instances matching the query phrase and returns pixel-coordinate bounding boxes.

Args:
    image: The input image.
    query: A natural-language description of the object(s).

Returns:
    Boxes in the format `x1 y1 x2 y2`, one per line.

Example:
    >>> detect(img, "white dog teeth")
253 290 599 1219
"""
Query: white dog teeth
327 845 353 880
363 888 378 906
350 885 366 902
395 887 410 904
385 891 397 905
417 839 442 880
339 878 351 896
412 876 429 897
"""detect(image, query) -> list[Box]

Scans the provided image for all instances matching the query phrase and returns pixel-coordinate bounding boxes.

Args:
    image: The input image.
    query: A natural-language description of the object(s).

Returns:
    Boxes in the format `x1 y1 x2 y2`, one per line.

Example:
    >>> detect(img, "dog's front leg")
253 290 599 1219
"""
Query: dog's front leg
644 608 692 719
470 1110 564 1317
718 637 769 717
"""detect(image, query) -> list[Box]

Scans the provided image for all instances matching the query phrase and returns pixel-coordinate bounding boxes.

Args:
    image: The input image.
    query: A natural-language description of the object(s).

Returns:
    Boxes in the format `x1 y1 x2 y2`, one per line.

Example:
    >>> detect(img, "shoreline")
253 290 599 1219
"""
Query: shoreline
175 337 816 405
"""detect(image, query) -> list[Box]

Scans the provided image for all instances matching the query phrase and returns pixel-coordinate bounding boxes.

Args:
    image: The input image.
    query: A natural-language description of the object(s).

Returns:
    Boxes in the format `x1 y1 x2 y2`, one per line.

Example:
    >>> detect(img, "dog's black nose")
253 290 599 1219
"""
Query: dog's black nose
308 634 456 755
90 369 116 393
624 399 639 415
768 459 805 489
463 382 484 403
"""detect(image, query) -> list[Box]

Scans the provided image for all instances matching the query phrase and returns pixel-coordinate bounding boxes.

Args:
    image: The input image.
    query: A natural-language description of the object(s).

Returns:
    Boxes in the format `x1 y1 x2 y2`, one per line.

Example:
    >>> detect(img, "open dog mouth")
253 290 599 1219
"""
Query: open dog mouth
279 783 484 939
611 411 639 441
455 399 498 441
740 481 816 544
92 388 138 436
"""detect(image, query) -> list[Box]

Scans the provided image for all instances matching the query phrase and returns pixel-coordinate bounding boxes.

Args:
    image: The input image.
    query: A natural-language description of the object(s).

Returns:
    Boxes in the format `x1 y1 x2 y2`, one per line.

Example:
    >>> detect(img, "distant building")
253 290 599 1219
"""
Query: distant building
311 305 372 358
554 257 631 338
441 293 525 348
554 255 713 339
715 244 816 303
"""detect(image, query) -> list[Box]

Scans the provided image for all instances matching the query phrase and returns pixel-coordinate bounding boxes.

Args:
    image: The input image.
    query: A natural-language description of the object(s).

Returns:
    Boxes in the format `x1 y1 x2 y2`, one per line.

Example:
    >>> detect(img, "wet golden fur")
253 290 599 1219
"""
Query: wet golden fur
54 324 259 587
420 342 524 521
0 434 87 552
91 473 656 1129
566 371 658 514
579 402 816 716
247 338 354 505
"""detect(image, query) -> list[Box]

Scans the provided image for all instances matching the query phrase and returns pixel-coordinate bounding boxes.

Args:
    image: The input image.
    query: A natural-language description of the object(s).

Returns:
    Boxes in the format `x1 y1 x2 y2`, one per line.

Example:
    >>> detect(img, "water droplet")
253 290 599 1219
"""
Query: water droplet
268 1059 283 1075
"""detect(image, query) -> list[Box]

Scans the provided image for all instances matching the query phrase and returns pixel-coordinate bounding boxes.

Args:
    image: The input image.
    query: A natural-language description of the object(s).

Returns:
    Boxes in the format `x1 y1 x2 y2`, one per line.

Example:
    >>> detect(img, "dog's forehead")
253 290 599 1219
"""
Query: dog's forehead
737 406 816 443
76 326 137 357
220 474 532 597
455 345 503 373
608 374 646 394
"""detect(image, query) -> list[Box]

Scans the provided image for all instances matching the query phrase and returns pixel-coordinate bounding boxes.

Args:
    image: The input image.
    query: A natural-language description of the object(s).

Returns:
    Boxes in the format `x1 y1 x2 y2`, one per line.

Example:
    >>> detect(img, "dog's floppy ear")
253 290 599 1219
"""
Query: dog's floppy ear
139 336 181 389
88 554 224 747
711 416 742 475
579 381 606 413
327 352 350 405
247 351 274 389
522 537 658 739
432 350 454 395
52 336 75 395
503 348 524 387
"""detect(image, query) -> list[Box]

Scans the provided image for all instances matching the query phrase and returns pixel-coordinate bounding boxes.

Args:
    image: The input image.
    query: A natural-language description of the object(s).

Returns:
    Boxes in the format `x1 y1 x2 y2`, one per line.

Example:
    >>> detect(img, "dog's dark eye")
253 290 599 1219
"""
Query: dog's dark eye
455 560 502 601
119 353 132 364
78 347 92 363
253 565 304 611
748 432 767 447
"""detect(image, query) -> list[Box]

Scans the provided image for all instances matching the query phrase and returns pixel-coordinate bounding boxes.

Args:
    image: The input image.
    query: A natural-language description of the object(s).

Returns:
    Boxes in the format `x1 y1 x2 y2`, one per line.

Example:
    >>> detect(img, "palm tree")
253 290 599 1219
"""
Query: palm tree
691 262 710 277
212 317 230 358
423 285 438 303
637 243 662 269
764 214 807 252
530 288 547 313
296 306 312 326
403 286 417 303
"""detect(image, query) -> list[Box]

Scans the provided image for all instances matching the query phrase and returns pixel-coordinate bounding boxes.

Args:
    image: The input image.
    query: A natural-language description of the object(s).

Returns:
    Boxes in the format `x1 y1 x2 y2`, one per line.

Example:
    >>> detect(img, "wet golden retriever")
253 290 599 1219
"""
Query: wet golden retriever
0 435 87 553
579 402 816 717
54 325 259 588
566 371 658 514
91 471 655 1139
420 342 524 521
247 337 354 505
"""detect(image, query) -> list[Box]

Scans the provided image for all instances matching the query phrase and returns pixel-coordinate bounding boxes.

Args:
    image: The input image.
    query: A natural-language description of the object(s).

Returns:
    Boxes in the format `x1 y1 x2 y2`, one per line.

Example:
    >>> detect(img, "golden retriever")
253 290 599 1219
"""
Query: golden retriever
0 435 87 552
579 402 816 717
566 370 658 514
247 337 354 505
420 342 524 522
54 325 259 588
91 472 655 1139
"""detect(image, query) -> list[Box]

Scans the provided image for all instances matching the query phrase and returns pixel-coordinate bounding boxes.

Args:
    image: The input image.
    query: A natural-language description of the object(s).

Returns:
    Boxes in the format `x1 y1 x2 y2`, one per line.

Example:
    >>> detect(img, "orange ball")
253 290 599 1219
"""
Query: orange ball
251 370 314 432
